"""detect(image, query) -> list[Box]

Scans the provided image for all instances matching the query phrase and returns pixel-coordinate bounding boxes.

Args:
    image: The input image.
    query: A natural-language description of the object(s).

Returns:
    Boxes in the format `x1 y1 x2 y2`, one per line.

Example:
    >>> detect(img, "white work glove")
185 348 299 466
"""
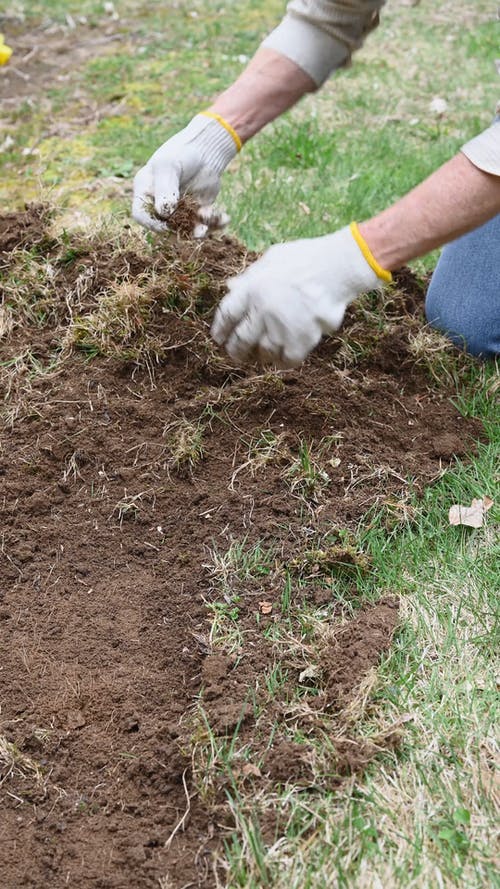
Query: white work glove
211 223 392 367
132 113 240 235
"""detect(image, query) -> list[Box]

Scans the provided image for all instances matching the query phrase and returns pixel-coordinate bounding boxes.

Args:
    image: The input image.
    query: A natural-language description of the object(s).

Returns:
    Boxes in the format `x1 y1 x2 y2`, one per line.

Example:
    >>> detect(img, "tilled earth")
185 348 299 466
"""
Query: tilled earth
0 206 483 888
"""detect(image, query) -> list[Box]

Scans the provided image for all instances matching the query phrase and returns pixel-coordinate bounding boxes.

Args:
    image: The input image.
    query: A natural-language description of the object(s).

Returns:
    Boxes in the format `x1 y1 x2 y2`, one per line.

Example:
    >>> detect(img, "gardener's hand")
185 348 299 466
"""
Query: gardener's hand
211 224 392 367
132 113 240 236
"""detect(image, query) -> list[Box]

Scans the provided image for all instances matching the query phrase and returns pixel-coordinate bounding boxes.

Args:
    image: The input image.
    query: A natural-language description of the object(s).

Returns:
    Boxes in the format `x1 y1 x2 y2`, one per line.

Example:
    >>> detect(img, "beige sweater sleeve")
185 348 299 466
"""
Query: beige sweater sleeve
261 0 386 86
461 122 500 177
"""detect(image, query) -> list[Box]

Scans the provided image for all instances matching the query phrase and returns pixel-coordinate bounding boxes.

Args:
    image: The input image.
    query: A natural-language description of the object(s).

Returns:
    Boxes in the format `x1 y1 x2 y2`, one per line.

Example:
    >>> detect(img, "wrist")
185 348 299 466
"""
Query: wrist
207 97 258 145
208 48 315 143
358 219 401 271
349 222 392 282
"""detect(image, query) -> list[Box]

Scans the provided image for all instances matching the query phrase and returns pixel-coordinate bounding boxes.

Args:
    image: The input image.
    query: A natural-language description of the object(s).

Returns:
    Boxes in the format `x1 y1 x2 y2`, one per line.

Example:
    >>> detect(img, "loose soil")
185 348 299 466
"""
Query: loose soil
0 204 52 257
0 207 483 888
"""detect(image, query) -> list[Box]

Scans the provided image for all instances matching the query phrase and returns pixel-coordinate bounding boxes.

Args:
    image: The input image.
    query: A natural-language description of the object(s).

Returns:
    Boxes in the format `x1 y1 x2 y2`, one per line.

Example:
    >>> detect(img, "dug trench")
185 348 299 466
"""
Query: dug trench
0 206 483 888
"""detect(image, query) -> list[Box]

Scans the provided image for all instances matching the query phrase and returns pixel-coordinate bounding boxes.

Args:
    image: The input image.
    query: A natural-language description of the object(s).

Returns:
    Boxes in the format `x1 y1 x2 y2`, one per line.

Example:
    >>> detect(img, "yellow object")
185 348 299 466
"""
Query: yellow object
350 221 393 283
0 33 13 65
200 110 242 152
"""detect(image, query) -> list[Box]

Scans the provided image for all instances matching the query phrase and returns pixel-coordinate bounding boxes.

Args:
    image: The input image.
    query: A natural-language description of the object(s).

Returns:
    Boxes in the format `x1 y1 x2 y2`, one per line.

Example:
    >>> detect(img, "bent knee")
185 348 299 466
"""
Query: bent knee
426 280 499 359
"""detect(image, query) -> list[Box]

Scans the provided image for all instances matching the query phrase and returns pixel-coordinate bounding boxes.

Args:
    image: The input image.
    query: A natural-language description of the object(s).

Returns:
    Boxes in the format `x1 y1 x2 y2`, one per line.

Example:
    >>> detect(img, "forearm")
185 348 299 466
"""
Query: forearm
208 48 316 144
208 2 387 144
359 152 500 270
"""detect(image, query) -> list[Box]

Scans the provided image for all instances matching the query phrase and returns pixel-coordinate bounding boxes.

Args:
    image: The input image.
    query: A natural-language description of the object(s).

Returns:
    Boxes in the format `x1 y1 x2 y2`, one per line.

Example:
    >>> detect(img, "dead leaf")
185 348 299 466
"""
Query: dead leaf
258 600 273 615
299 664 320 683
241 762 261 778
448 496 494 528
429 96 448 116
298 201 311 215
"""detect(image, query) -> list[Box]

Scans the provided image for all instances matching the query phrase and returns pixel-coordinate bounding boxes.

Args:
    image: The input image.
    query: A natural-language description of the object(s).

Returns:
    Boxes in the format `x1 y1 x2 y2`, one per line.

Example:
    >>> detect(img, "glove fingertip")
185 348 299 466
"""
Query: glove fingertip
132 202 169 233
211 284 251 346
154 195 178 219
281 322 323 368
226 273 246 292
210 310 226 345
197 205 230 231
225 333 249 363
280 354 303 370
193 222 209 239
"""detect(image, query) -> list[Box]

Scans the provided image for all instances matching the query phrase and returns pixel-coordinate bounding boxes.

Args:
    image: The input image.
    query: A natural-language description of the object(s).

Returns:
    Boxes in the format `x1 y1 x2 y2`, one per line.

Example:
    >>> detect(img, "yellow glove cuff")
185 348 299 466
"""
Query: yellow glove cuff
350 222 392 283
199 111 242 152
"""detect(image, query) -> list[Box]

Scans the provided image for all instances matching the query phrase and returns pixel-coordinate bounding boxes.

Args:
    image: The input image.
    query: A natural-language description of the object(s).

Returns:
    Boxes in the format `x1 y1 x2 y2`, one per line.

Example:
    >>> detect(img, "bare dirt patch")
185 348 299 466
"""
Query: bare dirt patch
0 208 483 887
321 597 400 709
0 19 126 106
0 203 52 258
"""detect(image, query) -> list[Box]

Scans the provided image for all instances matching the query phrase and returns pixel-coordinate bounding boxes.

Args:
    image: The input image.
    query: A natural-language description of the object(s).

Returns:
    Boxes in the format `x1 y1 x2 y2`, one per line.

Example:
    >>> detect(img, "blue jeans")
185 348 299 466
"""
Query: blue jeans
425 213 500 358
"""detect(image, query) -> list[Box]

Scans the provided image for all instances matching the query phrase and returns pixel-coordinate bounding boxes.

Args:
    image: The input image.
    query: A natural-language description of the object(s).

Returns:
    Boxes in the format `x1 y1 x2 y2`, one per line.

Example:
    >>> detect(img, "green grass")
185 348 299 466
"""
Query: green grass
199 364 498 887
1 1 498 886
208 364 499 887
2 1 497 246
